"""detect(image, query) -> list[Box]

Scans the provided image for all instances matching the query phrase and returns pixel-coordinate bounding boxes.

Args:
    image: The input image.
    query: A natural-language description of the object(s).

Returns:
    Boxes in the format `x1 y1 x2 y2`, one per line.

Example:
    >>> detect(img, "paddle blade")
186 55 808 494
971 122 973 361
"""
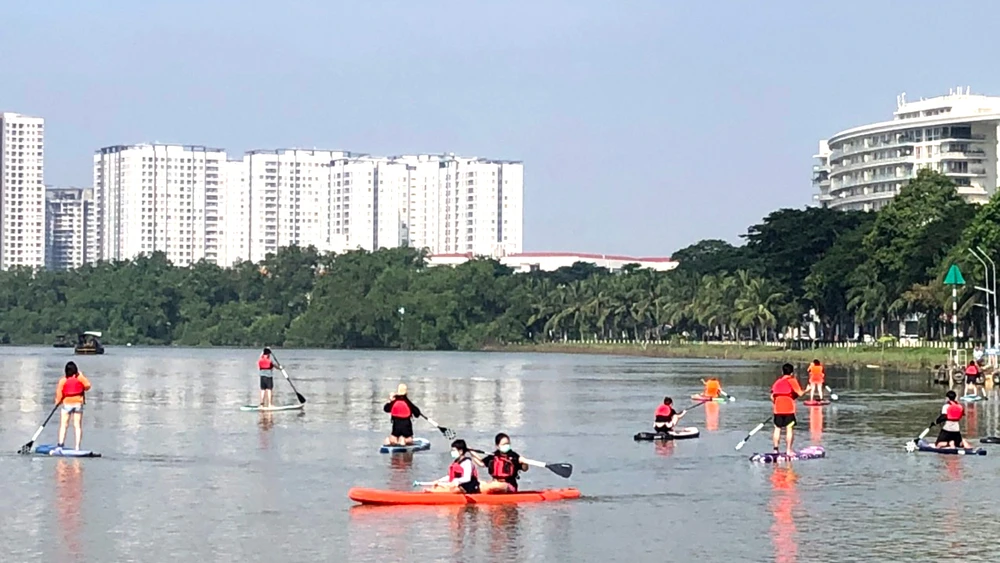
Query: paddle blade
295 392 307 404
439 426 456 440
546 463 573 478
17 441 33 455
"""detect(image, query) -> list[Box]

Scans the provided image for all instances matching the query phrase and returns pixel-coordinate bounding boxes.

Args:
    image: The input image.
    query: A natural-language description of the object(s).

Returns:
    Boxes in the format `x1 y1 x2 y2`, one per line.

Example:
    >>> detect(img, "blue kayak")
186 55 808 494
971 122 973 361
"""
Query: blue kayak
380 438 430 454
35 444 101 458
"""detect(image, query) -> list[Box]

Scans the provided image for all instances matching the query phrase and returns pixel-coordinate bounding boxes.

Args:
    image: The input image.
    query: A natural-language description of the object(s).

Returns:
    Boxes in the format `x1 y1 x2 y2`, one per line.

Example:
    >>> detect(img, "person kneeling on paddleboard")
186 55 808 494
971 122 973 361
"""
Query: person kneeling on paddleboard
807 360 825 401
703 378 723 399
771 364 804 456
935 391 972 449
383 383 421 446
54 362 92 453
653 397 685 434
479 433 529 493
258 348 281 408
426 439 481 494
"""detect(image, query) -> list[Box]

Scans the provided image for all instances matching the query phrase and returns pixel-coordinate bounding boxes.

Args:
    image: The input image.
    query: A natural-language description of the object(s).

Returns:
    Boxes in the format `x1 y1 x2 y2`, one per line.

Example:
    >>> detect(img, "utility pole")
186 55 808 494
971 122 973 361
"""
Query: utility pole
944 264 966 368
979 247 999 359
969 248 992 351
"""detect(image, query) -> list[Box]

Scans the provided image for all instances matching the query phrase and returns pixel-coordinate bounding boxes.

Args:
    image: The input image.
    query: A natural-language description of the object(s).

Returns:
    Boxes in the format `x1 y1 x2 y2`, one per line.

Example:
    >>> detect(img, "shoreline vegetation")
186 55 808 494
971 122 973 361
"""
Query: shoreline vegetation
5 171 1000 359
490 341 957 371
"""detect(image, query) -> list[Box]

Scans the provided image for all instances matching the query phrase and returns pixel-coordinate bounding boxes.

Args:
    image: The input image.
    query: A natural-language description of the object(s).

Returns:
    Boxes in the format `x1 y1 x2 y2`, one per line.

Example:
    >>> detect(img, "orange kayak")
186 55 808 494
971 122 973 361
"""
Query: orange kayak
348 487 581 506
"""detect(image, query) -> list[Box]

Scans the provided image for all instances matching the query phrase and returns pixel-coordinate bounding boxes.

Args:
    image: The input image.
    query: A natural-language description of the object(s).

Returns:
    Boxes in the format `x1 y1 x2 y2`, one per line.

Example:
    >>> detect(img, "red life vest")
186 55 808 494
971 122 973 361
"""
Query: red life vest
965 365 979 376
491 454 516 479
946 402 964 421
63 376 85 397
258 355 273 370
655 404 674 418
771 377 794 396
448 458 478 480
389 399 411 418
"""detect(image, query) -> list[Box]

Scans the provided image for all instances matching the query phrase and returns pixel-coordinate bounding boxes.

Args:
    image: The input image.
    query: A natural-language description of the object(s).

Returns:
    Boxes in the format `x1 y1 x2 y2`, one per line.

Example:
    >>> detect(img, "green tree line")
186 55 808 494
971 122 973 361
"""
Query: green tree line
0 169 995 348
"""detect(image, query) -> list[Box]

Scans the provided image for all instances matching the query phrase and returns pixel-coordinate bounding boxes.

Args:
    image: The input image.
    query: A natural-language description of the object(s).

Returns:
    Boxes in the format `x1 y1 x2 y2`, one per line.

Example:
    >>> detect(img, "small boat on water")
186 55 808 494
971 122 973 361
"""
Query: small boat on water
74 331 105 355
53 335 74 348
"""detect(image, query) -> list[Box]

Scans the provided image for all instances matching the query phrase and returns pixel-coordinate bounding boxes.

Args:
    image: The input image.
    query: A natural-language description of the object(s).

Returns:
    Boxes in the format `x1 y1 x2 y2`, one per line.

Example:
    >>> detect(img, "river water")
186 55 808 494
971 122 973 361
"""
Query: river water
1 347 998 562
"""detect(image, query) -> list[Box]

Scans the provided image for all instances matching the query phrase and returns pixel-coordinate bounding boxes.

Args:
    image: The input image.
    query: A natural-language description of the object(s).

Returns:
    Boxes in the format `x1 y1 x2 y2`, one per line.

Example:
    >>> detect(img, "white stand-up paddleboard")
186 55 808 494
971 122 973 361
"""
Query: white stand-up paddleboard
240 403 305 412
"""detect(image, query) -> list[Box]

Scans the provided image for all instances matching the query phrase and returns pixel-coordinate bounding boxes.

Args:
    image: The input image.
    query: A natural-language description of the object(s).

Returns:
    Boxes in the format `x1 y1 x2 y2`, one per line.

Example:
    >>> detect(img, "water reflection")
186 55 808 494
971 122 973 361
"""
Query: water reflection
705 402 719 432
769 466 799 563
808 406 824 443
55 459 84 563
258 412 274 450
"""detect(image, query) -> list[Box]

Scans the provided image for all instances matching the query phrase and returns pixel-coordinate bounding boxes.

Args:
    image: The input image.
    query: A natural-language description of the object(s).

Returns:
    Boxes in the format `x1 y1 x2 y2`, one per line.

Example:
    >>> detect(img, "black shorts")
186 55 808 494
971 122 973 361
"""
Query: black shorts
967 375 979 384
259 375 274 390
773 414 796 428
653 424 673 434
458 480 480 494
391 417 414 438
936 429 963 445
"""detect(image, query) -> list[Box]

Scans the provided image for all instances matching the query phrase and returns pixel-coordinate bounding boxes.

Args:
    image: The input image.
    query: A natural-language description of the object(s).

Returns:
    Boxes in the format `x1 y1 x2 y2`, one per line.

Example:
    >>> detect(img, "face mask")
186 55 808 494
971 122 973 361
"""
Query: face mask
499 444 511 453
450 450 460 459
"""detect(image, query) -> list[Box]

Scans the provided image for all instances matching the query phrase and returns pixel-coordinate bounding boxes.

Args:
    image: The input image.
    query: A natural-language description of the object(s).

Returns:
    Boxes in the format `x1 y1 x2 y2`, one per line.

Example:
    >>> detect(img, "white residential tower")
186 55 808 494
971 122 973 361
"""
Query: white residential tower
45 186 98 270
1 112 46 269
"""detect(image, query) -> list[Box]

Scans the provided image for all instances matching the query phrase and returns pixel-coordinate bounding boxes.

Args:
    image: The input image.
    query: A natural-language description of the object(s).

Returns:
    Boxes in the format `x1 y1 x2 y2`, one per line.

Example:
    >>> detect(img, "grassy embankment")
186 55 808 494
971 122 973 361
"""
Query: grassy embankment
494 342 956 371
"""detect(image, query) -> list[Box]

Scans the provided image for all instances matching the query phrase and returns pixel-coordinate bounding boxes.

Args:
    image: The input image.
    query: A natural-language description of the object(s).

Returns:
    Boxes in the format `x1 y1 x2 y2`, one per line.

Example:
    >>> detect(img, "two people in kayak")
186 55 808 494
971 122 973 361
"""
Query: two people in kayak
425 433 529 494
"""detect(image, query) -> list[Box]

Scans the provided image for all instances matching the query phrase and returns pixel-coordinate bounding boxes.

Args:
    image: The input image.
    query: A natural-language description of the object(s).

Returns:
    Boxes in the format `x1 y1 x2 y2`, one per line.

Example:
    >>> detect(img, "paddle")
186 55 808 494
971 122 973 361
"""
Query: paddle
735 418 771 451
470 448 573 478
413 480 437 487
422 415 456 440
271 354 306 404
907 420 938 450
18 402 62 455
825 386 839 401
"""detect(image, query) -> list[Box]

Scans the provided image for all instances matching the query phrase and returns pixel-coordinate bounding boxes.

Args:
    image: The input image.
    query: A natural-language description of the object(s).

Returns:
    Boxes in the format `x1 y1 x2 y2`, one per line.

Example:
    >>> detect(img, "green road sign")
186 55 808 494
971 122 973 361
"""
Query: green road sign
944 264 966 286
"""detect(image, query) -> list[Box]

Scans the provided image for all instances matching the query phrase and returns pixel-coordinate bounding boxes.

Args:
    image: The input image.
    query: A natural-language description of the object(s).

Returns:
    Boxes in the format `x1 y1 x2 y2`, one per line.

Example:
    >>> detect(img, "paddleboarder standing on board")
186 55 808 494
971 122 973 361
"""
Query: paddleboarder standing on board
54 362 91 453
964 361 983 399
383 383 421 446
935 390 972 449
771 364 804 456
806 360 826 402
258 348 281 408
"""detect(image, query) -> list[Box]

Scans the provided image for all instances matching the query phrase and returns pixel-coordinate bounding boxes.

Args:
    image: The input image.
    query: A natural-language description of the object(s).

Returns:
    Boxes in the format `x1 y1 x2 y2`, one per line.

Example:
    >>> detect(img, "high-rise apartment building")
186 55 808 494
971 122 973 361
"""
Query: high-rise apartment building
0 112 46 269
45 186 98 270
815 88 1000 211
93 144 524 265
94 144 228 266
236 149 347 264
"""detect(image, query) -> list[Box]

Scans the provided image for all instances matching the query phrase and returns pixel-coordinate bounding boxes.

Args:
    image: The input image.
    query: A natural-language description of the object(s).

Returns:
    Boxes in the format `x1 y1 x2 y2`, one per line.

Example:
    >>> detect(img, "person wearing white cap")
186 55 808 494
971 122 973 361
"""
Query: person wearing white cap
383 383 422 446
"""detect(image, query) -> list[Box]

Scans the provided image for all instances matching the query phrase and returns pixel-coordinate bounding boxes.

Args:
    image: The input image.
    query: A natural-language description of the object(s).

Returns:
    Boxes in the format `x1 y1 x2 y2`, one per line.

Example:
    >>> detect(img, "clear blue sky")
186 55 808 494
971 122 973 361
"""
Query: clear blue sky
6 1 1000 256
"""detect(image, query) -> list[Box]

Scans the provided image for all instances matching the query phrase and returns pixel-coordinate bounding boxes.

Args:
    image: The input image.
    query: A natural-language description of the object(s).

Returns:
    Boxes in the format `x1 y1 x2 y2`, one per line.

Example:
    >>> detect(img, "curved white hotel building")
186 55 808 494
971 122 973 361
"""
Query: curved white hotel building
815 88 1000 211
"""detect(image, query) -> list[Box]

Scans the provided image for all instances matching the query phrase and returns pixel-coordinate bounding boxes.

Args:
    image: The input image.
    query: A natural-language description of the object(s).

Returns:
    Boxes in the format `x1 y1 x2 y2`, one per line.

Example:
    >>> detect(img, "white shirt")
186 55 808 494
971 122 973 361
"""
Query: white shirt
941 404 961 432
449 459 476 485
